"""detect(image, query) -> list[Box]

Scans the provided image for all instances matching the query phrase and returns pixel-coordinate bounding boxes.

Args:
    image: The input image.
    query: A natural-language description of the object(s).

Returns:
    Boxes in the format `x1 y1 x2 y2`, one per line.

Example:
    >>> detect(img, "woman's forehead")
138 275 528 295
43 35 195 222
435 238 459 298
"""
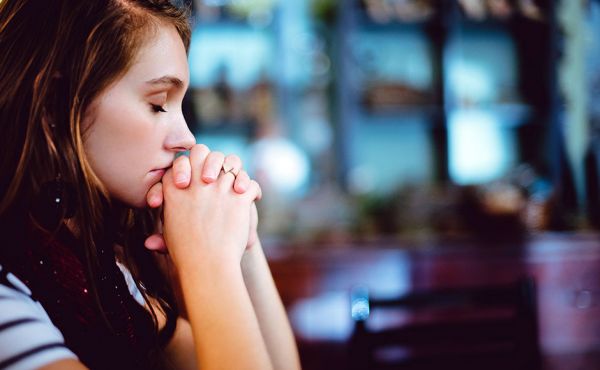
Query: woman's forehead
124 24 189 88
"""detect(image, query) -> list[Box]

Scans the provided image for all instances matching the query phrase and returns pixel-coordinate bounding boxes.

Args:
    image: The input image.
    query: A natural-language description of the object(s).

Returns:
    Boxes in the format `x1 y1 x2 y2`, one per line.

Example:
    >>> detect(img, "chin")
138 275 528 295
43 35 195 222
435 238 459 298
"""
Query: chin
111 191 148 209
132 196 150 209
132 201 149 209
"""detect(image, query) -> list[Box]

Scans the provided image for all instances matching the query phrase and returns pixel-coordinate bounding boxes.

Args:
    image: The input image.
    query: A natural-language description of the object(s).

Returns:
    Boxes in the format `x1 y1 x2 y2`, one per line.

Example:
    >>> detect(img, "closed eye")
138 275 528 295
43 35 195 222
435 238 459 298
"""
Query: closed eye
150 104 167 113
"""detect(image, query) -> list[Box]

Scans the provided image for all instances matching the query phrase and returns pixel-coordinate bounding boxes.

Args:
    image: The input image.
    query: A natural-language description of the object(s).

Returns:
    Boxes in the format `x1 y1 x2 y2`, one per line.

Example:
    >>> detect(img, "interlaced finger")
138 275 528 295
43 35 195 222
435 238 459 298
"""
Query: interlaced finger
146 182 163 208
189 144 211 184
172 154 191 187
201 151 225 183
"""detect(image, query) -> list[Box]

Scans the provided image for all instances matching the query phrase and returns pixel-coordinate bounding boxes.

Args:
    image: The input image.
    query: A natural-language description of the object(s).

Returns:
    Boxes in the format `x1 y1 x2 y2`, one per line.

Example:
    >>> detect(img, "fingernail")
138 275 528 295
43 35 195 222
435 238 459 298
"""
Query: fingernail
203 172 217 182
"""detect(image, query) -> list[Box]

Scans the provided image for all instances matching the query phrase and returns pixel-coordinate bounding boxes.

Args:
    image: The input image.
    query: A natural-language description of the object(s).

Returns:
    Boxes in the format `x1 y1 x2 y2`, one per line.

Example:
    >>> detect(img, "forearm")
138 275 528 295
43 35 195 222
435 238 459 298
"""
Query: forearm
162 317 197 370
177 258 273 370
241 240 302 370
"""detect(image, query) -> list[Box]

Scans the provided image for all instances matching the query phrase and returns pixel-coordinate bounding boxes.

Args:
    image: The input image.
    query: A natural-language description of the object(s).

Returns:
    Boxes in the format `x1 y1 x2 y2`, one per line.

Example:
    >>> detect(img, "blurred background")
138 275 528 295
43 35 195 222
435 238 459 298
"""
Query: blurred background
180 0 586 243
178 0 600 369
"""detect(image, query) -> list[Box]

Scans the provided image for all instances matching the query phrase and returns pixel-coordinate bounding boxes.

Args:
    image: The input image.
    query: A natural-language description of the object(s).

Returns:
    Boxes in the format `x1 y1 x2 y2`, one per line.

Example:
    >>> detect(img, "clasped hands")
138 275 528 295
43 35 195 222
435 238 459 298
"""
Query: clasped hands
142 144 261 263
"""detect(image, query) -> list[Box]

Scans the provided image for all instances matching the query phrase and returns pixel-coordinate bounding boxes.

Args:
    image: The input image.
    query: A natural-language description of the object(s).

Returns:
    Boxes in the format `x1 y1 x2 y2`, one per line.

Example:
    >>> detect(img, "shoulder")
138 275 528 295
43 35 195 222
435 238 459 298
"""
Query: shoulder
0 264 77 370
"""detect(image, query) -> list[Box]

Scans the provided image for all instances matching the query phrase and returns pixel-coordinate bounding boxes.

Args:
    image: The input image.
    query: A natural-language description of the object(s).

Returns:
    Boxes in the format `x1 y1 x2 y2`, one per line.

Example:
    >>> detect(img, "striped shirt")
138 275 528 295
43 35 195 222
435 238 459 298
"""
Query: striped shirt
0 262 145 370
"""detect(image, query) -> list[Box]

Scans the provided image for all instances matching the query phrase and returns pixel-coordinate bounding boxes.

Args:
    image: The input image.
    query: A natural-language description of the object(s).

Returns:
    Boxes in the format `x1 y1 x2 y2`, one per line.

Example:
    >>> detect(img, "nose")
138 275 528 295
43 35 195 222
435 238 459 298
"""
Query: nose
165 114 196 152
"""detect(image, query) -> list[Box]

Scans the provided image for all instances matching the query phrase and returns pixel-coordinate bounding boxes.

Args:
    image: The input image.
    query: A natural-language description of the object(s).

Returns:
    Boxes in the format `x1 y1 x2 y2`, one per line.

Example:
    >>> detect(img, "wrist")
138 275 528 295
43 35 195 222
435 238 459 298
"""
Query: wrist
171 246 241 277
241 238 264 275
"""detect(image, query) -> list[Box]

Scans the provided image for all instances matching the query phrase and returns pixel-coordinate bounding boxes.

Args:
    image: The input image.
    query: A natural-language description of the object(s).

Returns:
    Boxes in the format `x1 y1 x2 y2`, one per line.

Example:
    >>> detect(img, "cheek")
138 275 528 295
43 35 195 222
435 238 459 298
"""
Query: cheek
84 107 163 206
90 96 160 157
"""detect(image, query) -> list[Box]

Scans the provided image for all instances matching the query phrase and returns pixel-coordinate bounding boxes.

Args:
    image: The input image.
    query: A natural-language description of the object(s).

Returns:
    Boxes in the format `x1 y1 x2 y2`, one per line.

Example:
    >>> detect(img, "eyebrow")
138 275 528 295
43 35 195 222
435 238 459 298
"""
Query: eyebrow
145 75 184 88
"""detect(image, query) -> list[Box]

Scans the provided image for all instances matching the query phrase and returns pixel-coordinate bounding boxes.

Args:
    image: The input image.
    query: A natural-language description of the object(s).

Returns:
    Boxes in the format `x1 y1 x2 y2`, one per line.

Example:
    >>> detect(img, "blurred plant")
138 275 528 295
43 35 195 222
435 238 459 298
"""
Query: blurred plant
227 0 276 26
362 0 435 24
352 184 454 241
347 164 567 245
455 183 528 243
458 0 545 22
353 193 398 239
312 0 338 24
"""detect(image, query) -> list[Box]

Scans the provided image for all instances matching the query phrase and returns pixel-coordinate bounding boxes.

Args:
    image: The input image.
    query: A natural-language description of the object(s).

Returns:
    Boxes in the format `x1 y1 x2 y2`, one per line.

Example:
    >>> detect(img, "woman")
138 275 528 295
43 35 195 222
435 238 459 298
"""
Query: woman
0 0 300 369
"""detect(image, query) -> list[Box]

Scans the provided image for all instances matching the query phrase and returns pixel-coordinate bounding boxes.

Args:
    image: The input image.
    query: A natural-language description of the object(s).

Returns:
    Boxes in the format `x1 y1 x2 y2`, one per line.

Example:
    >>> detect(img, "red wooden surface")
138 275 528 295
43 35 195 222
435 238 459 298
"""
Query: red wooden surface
265 233 600 370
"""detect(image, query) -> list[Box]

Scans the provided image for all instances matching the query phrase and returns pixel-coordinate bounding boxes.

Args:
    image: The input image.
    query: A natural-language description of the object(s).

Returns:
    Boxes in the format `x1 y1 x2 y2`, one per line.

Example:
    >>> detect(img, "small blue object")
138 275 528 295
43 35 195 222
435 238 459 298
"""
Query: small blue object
350 286 370 321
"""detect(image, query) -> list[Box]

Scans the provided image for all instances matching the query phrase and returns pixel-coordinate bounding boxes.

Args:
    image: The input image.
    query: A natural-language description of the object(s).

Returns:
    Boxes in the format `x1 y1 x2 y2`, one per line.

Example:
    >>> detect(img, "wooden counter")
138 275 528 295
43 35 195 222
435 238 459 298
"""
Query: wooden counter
265 233 600 370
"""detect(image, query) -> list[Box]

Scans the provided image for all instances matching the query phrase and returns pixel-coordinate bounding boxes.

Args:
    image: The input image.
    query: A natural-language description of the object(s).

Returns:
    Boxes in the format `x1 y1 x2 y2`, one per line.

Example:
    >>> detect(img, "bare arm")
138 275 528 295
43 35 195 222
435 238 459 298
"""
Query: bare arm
38 359 88 370
162 317 198 370
157 215 273 370
161 145 273 370
155 241 301 370
176 257 272 370
241 239 302 370
147 146 292 369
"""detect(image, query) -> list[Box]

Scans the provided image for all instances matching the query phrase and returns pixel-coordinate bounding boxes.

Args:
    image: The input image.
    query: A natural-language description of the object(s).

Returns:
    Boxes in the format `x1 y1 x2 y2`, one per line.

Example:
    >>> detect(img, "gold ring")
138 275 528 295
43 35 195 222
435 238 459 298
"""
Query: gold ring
222 163 238 177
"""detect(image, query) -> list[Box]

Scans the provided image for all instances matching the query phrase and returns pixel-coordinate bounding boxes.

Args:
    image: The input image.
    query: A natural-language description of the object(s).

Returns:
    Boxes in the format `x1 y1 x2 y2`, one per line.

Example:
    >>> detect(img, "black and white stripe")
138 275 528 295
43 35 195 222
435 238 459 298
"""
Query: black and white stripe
0 264 77 370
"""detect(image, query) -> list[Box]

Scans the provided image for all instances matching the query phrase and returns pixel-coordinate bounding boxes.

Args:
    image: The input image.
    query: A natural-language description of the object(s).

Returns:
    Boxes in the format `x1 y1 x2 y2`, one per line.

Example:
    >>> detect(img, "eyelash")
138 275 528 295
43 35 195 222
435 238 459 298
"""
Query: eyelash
150 104 167 113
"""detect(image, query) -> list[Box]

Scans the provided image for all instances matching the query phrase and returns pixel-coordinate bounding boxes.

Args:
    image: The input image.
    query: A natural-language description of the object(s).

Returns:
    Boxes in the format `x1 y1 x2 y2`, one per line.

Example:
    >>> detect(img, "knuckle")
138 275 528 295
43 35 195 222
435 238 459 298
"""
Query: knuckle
193 143 210 152
247 181 258 194
211 151 225 161
190 144 210 161
226 154 241 164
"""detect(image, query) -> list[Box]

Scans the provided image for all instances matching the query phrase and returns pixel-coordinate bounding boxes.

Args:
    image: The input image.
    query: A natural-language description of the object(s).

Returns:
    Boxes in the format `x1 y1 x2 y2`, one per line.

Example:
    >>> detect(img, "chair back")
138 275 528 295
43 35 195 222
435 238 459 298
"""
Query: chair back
348 277 541 370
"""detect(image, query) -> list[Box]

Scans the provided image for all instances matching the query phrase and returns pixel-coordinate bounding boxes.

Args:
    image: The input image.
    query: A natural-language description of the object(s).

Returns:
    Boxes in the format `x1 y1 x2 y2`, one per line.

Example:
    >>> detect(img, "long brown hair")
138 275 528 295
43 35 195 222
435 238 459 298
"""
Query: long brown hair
0 0 190 338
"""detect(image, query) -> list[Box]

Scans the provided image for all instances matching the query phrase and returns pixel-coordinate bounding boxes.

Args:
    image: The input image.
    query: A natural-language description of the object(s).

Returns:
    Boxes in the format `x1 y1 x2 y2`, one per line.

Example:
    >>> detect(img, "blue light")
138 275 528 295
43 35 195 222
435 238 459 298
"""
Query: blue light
351 286 370 321
448 109 516 184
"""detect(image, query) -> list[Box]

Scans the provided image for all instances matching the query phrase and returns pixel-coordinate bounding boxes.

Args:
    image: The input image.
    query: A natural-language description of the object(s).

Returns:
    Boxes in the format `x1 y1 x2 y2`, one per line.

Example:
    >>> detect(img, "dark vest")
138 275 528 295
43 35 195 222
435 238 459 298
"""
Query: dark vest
2 222 176 369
